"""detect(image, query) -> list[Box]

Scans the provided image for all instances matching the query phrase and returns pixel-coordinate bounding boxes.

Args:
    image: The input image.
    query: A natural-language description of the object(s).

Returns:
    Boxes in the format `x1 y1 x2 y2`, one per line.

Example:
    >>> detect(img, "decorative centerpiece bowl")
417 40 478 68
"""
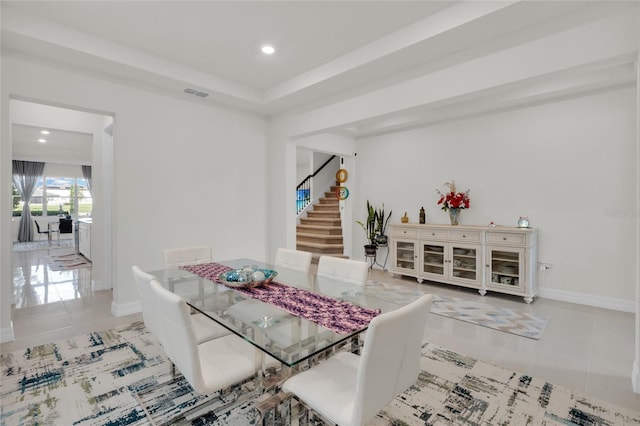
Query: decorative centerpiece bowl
218 266 277 288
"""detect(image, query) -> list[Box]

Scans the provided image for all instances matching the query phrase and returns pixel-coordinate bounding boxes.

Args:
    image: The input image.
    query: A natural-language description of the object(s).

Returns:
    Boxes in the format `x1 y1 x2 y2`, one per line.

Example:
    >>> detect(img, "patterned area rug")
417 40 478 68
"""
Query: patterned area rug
2 322 638 426
0 322 256 425
368 281 550 339
430 294 550 339
47 253 92 271
374 344 640 425
12 239 75 252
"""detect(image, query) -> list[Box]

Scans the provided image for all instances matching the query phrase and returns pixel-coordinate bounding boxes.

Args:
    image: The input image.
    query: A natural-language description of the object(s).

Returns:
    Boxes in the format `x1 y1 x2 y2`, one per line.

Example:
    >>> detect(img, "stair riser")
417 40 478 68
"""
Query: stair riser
296 226 342 235
299 218 342 226
313 204 339 212
318 198 339 205
297 235 343 244
306 212 340 219
297 244 344 254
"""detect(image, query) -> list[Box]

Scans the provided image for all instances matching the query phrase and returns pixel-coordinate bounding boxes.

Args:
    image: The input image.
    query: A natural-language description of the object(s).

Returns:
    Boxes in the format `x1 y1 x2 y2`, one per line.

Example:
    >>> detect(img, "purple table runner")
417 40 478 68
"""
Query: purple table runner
180 262 380 334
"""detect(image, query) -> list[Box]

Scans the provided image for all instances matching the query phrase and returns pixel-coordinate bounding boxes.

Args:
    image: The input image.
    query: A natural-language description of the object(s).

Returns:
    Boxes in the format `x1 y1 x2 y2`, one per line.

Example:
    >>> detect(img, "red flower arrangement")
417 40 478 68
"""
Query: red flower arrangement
436 181 470 211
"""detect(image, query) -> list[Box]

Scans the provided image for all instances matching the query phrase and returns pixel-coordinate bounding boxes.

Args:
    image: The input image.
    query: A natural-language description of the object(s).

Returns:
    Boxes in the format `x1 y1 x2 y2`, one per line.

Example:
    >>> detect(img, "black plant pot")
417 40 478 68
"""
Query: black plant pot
374 234 388 247
364 244 378 256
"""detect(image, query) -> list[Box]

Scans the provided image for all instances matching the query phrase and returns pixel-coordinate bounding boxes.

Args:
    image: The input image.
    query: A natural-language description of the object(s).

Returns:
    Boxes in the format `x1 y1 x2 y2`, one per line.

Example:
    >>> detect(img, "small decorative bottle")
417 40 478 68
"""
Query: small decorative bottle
419 207 426 224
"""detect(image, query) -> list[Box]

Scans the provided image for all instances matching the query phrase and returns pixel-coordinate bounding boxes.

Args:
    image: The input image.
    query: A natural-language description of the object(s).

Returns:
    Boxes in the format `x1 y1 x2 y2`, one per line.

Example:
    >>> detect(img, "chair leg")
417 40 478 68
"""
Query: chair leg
256 392 293 426
286 396 309 426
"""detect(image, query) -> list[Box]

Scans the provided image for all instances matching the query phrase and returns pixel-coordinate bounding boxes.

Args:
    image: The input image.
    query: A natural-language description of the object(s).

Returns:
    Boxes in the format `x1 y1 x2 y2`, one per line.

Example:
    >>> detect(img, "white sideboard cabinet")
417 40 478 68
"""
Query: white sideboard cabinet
389 223 538 303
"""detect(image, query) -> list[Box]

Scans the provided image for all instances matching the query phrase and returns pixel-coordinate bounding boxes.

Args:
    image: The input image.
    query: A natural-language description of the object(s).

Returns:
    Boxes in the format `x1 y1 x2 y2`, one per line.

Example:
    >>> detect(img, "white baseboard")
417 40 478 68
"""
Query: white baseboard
633 362 640 394
110 300 141 317
0 322 15 344
538 287 636 313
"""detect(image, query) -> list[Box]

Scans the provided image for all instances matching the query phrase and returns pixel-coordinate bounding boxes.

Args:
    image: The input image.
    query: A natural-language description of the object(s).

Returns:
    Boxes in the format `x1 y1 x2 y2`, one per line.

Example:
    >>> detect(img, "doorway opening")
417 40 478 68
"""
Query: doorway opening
9 98 114 307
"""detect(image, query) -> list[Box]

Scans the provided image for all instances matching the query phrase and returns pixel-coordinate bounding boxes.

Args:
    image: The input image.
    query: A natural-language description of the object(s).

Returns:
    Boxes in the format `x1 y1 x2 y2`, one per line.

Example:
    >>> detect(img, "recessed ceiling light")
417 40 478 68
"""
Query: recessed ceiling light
38 138 47 143
261 45 275 55
40 130 50 135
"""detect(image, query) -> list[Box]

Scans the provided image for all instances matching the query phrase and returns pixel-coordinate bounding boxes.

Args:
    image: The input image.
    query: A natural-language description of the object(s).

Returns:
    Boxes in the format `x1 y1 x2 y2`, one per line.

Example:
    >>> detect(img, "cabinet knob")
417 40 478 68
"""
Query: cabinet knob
503 237 507 241
432 233 435 236
462 235 466 238
403 231 407 234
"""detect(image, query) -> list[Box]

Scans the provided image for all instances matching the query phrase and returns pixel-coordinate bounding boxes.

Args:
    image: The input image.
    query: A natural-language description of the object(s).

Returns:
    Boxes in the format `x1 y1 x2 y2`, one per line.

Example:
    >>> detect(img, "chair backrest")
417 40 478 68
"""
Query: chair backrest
149 279 207 393
317 256 368 286
59 218 73 233
352 293 434 425
163 245 212 268
131 266 170 356
275 248 312 273
34 220 43 233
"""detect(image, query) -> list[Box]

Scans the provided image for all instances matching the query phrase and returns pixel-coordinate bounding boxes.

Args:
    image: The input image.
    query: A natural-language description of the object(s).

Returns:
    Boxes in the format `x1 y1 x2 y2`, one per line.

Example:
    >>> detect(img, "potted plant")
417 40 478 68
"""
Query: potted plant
374 204 392 247
356 200 377 256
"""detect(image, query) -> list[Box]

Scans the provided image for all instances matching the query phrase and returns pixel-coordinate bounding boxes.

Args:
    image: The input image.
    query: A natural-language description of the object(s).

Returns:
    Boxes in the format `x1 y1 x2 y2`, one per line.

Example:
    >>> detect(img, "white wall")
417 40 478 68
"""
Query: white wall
1 55 269 336
353 88 637 306
311 152 337 202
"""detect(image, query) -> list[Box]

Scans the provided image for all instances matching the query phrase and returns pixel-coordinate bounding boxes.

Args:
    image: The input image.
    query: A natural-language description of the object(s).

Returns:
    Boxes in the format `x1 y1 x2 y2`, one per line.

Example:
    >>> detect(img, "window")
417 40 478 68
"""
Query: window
46 177 74 216
12 176 92 217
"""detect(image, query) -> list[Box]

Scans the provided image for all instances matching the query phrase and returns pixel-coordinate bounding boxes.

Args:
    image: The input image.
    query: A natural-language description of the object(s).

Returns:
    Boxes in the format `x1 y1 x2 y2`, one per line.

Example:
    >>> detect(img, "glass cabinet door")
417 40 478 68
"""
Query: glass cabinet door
450 245 478 282
421 242 445 278
394 240 416 272
487 247 525 291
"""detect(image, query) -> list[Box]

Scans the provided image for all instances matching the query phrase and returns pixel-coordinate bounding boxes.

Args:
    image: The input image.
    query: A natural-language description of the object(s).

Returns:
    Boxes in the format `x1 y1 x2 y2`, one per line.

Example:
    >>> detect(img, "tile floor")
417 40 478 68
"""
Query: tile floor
2 245 639 413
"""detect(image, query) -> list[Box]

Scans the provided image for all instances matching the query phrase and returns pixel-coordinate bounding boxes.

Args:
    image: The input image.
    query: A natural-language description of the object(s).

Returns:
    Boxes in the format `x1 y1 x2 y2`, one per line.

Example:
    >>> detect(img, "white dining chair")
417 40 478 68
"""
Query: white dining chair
275 248 313 273
132 265 229 346
132 266 168 348
162 245 213 268
317 256 368 286
149 279 279 395
283 293 434 426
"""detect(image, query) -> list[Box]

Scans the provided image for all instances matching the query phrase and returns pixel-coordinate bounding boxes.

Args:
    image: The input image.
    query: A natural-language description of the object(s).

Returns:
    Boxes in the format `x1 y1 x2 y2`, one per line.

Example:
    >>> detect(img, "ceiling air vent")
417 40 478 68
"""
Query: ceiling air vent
184 88 209 98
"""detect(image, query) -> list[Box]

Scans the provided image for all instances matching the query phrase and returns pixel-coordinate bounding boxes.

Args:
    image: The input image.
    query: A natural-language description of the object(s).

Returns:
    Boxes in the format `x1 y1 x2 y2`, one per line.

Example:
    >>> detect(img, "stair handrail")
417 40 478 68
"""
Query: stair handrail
296 155 337 215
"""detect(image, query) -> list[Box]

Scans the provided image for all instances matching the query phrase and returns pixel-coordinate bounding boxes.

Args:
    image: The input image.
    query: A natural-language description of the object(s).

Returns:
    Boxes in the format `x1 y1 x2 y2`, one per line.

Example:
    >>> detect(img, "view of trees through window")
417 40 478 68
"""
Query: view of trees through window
12 176 92 217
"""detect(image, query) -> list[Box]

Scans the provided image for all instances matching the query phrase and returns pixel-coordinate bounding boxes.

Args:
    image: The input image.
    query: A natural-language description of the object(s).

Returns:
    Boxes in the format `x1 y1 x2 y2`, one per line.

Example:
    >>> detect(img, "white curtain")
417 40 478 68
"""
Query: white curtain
12 160 45 242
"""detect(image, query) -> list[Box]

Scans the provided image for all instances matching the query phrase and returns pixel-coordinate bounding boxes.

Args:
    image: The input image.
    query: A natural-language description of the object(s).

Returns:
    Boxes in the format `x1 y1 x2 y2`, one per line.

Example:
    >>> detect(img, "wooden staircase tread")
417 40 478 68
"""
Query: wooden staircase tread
297 232 343 238
297 224 342 231
296 242 345 249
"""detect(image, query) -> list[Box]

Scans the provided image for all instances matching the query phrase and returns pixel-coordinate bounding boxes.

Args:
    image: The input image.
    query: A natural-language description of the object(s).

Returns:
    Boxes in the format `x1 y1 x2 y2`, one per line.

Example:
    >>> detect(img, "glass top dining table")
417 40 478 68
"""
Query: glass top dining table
148 258 407 369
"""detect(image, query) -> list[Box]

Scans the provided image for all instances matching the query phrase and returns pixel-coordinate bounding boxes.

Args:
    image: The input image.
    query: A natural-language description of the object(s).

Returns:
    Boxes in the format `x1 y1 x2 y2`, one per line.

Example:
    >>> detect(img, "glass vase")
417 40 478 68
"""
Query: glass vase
448 208 461 226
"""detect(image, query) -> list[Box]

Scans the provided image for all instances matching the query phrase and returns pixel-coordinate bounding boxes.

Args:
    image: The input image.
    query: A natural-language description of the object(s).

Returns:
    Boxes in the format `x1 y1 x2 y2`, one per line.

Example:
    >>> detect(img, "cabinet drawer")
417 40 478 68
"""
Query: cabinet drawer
419 228 447 240
486 232 526 245
448 230 482 242
392 227 417 238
